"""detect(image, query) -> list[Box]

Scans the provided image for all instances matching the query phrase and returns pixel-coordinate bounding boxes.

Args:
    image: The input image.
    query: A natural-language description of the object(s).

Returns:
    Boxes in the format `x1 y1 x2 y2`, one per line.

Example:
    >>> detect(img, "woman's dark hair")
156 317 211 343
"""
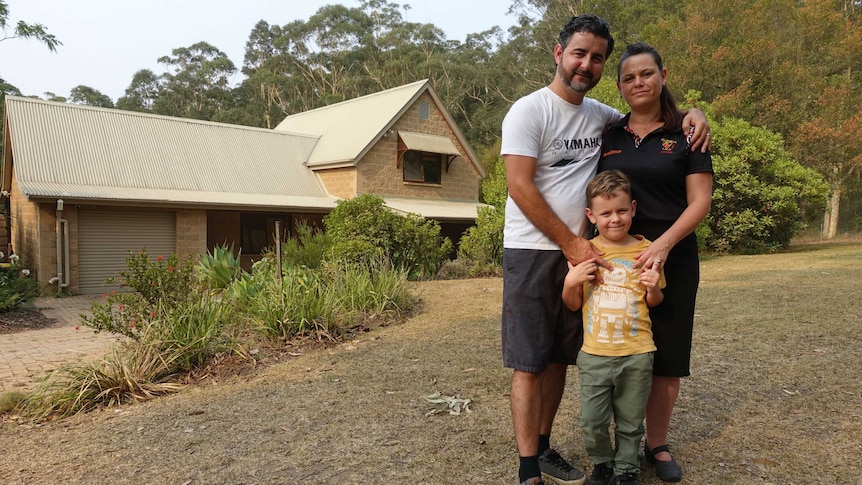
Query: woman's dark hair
618 42 681 130
559 15 615 57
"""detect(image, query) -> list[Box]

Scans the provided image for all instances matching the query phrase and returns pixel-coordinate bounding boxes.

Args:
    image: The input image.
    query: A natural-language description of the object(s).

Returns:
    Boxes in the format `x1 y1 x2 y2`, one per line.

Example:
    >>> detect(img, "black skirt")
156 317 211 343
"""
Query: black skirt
632 221 700 377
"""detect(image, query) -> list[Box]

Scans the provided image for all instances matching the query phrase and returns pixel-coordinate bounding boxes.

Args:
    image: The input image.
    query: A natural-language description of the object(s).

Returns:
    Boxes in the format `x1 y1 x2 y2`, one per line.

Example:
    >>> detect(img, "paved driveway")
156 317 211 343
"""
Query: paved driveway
0 295 122 393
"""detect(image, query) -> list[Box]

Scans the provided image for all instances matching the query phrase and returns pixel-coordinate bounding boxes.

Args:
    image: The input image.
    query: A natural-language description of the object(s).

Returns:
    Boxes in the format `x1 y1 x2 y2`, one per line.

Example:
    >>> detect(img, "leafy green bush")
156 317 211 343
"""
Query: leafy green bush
457 205 505 273
0 255 40 312
281 221 331 269
706 118 829 253
83 249 194 339
324 194 452 279
456 158 506 275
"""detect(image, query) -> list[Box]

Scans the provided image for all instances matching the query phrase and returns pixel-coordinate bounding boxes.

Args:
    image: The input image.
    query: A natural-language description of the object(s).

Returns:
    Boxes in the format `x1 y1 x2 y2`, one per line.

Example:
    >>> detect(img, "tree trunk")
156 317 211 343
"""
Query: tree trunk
825 185 842 239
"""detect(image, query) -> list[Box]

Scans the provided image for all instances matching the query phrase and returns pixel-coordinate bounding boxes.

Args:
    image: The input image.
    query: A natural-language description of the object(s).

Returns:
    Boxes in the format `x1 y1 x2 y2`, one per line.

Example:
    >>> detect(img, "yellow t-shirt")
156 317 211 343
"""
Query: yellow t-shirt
582 236 666 357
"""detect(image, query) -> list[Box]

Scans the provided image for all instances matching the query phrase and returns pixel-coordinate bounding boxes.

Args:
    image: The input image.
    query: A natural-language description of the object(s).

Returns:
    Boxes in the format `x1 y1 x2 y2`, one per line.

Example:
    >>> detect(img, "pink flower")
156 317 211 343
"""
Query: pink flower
157 255 164 262
150 312 155 318
118 304 124 311
167 266 175 272
74 326 80 331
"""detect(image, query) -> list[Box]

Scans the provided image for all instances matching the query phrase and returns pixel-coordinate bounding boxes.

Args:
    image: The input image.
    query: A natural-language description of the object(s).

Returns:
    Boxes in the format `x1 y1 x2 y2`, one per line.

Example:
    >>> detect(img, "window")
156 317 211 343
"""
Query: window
419 102 430 120
403 150 442 184
241 213 288 254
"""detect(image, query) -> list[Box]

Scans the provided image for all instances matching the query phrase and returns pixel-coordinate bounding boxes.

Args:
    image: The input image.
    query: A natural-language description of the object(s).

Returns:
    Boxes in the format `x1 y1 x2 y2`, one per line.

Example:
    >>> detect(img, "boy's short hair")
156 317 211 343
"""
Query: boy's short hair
586 170 632 208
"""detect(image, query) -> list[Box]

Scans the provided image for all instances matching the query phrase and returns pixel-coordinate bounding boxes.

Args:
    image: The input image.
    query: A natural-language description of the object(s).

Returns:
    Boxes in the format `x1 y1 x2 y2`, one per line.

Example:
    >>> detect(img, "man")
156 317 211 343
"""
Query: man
500 15 710 485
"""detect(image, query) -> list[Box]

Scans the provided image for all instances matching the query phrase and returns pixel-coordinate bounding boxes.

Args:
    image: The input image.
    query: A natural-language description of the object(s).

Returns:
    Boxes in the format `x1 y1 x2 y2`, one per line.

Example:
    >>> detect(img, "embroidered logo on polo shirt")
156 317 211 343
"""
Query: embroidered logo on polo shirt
660 138 677 154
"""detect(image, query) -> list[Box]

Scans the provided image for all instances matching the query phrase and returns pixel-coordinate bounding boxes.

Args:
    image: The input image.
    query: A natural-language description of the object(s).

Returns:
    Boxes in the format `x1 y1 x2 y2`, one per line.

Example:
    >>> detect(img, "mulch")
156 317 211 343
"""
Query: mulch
0 309 60 334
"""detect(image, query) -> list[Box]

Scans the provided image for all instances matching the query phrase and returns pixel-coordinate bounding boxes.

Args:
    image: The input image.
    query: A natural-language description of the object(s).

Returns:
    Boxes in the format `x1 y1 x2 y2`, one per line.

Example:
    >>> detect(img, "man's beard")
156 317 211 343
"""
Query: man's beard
558 65 599 93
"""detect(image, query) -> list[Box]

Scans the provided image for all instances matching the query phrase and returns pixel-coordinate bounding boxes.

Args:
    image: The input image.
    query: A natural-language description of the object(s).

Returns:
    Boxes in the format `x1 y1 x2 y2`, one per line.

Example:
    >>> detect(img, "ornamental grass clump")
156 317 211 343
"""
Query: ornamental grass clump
22 294 232 421
21 342 186 421
244 255 414 339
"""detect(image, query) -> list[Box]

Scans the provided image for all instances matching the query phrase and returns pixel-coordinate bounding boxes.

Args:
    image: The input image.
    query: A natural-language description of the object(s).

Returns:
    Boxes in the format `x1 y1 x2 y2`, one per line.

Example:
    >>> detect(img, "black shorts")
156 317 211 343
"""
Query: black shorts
501 249 583 373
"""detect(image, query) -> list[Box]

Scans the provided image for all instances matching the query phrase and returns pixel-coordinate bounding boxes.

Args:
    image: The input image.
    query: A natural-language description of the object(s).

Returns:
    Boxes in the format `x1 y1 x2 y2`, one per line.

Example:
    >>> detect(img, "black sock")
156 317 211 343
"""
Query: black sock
538 434 551 455
519 455 541 482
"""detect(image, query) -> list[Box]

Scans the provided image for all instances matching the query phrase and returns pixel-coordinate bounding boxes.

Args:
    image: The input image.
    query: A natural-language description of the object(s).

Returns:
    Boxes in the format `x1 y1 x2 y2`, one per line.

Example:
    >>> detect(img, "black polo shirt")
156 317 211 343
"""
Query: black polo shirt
598 115 713 224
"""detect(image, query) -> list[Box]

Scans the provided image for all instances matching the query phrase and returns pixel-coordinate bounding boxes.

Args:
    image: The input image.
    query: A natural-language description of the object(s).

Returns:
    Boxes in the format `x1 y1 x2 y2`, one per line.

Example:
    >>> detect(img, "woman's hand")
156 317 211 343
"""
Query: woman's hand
682 108 712 153
635 239 670 273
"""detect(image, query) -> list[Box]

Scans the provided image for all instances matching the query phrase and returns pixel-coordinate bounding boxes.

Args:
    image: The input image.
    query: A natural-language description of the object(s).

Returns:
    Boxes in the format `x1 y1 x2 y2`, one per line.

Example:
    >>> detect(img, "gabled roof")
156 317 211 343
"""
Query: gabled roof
274 79 485 177
2 96 338 210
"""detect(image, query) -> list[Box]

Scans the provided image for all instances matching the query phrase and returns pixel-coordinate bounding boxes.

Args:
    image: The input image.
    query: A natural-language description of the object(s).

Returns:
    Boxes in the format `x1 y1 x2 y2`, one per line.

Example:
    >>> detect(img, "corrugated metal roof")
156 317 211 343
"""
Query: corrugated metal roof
384 196 490 220
4 96 337 208
275 80 428 167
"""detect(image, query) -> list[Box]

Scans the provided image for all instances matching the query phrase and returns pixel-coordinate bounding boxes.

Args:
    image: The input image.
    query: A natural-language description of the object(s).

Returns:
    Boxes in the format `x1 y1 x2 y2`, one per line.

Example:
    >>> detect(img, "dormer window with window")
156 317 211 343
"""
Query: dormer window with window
397 131 461 186
403 151 442 184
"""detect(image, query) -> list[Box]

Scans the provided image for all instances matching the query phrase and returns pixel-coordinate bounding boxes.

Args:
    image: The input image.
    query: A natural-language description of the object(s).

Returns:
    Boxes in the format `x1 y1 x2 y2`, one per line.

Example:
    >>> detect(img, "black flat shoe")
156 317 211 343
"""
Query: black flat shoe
644 442 682 482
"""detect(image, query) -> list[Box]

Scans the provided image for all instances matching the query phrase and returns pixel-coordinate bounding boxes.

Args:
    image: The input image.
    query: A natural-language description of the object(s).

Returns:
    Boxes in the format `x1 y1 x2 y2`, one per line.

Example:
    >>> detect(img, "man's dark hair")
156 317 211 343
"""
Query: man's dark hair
558 14 615 57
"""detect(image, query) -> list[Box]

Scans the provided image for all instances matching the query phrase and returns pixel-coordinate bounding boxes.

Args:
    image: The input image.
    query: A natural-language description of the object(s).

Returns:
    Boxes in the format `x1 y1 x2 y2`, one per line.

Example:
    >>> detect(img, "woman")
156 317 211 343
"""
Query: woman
598 42 713 483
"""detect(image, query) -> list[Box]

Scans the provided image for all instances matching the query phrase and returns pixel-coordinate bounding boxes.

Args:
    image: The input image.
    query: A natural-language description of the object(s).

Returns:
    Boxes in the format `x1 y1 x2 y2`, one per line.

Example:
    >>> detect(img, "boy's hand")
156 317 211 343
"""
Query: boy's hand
639 259 661 291
565 259 599 287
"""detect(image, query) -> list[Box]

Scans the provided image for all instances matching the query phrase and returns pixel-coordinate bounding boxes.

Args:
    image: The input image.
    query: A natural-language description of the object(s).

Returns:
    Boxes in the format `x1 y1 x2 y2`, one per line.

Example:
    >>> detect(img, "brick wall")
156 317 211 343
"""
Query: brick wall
317 168 358 198
176 209 207 261
357 92 481 201
9 167 43 281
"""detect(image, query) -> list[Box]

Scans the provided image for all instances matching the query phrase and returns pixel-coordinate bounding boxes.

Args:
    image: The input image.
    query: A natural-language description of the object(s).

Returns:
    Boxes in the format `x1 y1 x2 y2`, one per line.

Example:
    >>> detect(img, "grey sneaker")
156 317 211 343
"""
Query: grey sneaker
520 478 546 485
586 462 614 485
538 449 586 485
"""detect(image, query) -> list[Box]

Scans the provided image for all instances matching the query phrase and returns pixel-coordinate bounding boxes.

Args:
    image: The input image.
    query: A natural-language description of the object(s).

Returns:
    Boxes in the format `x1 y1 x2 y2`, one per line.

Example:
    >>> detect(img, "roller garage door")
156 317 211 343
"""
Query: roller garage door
77 208 176 294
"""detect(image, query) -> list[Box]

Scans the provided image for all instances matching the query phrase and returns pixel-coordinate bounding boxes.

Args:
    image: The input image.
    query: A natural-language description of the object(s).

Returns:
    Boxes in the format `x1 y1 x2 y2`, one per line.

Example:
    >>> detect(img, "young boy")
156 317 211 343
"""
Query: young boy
562 170 665 485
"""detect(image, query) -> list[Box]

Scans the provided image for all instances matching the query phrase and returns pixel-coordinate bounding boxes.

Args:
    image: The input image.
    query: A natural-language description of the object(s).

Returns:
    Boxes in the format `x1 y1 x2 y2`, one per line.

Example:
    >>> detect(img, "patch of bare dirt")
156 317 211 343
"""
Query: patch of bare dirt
0 308 59 334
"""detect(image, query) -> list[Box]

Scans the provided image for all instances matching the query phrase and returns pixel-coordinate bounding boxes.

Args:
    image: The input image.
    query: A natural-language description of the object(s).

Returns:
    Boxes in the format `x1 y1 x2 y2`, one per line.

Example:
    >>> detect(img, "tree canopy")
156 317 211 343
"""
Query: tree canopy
4 0 861 241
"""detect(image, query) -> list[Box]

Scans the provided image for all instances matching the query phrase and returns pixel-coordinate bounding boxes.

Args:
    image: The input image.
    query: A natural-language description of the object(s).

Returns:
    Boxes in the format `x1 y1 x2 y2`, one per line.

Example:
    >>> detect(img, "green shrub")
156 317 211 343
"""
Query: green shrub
327 239 384 267
83 249 195 339
114 249 192 306
707 118 829 253
281 221 332 269
0 255 40 312
458 205 504 271
324 194 452 279
457 158 506 274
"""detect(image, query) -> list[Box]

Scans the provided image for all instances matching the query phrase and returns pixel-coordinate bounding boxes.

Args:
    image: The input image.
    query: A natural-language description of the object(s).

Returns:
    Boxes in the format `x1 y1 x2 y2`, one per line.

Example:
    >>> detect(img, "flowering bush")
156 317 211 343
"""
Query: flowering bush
83 249 193 339
0 252 40 312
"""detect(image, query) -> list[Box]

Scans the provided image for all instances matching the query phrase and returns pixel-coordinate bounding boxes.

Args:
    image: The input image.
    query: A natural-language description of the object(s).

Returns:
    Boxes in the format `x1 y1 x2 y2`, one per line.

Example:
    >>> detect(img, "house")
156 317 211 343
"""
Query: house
1 80 487 294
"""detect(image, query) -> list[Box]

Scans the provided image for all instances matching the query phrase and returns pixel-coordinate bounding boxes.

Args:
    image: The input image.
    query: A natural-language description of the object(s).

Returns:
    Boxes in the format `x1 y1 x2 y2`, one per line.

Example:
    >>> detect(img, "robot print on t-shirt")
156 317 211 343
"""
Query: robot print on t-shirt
586 261 644 345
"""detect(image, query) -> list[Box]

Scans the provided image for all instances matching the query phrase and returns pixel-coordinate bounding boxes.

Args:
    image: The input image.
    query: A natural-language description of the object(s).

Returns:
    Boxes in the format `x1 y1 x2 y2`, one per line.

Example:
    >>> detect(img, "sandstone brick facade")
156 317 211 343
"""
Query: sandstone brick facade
314 93 481 202
176 209 207 260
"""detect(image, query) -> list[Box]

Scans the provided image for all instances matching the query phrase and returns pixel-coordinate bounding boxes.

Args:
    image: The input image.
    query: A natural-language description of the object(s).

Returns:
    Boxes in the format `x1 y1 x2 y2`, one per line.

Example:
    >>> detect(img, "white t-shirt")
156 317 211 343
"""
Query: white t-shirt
501 87 621 250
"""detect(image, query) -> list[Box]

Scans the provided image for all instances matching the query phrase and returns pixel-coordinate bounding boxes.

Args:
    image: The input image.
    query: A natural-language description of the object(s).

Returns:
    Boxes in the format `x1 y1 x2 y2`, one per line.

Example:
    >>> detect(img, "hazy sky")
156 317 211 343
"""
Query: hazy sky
2 0 517 101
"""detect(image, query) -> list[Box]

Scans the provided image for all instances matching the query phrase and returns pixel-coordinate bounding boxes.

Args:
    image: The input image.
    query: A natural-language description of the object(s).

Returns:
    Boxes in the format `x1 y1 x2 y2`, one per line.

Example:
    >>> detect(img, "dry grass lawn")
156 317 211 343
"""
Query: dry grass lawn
1 242 860 484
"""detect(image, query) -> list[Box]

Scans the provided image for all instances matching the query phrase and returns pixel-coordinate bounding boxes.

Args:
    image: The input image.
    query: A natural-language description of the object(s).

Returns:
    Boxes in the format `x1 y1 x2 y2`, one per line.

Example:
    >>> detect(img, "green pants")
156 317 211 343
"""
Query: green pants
577 350 654 475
